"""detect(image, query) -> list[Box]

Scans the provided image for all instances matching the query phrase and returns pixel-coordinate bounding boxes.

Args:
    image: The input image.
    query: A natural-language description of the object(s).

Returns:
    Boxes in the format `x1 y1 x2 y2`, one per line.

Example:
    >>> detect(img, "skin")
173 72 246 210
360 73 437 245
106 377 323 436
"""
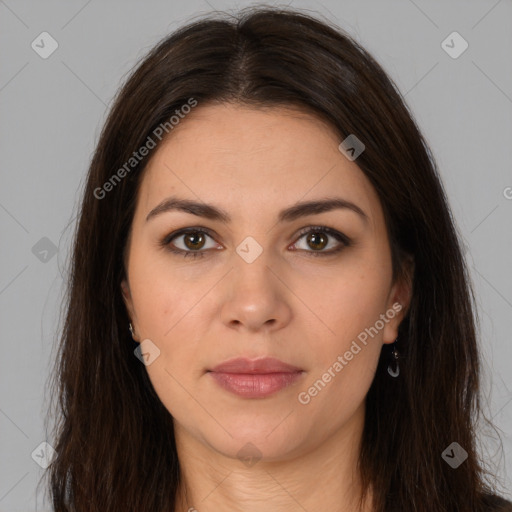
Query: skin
121 103 413 512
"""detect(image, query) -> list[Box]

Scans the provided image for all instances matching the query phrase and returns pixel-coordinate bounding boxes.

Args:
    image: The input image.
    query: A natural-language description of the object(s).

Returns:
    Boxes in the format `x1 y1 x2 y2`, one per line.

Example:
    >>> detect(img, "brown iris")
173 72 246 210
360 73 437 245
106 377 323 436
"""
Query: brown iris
306 231 328 251
184 231 206 250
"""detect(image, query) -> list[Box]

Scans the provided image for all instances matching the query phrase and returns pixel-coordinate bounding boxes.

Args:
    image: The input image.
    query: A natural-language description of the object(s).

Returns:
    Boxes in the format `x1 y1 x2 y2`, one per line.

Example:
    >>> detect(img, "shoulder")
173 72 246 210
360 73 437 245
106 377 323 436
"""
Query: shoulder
481 493 512 511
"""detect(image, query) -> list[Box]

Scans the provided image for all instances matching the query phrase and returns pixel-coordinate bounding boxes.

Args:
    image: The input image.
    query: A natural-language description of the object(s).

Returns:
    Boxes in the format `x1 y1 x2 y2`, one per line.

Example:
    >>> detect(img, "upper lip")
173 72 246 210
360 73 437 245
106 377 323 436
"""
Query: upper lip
209 357 303 374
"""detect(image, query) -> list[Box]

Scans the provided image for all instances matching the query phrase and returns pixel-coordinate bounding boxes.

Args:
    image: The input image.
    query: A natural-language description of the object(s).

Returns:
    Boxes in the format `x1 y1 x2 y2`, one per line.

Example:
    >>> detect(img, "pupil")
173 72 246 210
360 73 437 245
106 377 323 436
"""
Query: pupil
185 232 204 250
308 232 326 250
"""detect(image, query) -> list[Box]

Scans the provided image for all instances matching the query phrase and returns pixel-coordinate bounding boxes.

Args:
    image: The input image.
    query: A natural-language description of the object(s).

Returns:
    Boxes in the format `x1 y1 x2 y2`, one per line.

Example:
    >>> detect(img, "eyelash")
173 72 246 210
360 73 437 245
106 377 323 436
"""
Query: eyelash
160 225 351 260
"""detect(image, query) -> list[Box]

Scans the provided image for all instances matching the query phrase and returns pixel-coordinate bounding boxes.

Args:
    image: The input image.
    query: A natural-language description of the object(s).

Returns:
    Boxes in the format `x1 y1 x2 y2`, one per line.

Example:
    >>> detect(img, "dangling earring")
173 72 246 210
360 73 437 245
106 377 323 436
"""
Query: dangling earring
129 322 135 339
387 338 400 377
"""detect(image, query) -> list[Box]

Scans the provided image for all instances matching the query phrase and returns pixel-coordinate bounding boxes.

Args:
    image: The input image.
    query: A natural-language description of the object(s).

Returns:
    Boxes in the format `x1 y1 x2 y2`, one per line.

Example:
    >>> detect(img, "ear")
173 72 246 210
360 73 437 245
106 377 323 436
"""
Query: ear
382 254 414 344
121 277 138 340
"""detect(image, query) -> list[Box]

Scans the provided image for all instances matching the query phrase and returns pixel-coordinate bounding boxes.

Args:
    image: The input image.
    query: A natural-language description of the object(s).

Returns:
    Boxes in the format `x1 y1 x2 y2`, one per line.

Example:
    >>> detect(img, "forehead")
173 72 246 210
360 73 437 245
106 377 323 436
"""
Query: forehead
136 103 381 228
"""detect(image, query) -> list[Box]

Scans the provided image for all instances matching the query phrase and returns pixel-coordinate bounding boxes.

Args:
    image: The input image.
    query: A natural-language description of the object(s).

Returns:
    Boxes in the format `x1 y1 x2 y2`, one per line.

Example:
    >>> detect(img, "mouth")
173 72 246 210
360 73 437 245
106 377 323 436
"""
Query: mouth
207 356 305 398
209 356 303 374
208 371 304 398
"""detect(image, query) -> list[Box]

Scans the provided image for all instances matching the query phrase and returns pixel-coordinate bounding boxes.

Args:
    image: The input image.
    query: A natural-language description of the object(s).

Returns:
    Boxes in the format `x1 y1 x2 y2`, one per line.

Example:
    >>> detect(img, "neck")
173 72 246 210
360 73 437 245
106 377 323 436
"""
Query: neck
173 402 373 512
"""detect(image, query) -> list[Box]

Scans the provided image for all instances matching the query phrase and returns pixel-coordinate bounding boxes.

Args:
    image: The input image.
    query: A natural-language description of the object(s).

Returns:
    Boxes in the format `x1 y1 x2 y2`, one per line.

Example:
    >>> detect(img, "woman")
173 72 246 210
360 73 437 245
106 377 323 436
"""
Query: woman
44 6 511 511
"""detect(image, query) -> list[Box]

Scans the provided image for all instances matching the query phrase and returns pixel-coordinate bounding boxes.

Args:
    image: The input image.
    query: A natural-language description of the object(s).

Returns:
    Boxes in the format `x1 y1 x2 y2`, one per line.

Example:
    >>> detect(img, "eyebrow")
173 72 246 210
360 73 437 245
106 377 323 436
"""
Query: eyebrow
145 196 369 225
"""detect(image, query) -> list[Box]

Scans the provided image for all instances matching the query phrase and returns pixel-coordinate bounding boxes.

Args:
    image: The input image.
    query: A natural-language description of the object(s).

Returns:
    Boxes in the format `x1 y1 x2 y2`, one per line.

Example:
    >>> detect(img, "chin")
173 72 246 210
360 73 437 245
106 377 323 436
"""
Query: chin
201 417 307 463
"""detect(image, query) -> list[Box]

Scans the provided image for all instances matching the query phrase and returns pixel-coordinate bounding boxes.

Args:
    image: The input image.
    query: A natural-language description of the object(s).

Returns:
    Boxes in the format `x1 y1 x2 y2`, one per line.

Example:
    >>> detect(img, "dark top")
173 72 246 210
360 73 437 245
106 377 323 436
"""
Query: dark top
484 493 512 511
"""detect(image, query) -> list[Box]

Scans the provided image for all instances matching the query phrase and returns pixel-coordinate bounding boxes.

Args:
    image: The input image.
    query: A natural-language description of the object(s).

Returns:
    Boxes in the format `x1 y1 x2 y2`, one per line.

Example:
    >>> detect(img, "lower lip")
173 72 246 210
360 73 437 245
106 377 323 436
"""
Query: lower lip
208 371 304 398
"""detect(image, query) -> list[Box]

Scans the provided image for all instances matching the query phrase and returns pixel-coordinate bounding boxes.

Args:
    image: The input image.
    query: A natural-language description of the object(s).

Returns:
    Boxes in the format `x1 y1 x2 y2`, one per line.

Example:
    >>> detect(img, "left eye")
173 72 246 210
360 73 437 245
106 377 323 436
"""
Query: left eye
161 226 350 259
291 226 350 256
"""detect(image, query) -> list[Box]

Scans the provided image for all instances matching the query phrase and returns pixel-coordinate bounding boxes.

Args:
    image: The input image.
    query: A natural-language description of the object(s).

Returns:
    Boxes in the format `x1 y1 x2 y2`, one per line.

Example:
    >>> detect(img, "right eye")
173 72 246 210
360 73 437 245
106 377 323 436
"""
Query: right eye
160 227 221 259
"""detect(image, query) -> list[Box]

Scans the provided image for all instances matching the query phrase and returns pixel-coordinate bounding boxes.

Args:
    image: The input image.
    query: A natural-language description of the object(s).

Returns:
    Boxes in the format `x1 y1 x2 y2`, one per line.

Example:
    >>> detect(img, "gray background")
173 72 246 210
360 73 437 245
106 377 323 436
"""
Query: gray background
1 0 511 509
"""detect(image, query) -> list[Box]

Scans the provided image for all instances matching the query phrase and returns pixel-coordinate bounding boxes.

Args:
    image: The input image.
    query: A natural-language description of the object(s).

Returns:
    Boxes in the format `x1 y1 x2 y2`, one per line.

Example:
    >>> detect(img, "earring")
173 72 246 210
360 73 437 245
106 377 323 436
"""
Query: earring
387 338 400 378
129 322 135 339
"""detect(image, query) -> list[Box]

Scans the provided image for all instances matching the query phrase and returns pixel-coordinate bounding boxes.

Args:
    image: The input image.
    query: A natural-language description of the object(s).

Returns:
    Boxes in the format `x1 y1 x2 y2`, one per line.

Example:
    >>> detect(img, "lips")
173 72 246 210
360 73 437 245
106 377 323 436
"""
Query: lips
209 356 303 374
208 357 304 398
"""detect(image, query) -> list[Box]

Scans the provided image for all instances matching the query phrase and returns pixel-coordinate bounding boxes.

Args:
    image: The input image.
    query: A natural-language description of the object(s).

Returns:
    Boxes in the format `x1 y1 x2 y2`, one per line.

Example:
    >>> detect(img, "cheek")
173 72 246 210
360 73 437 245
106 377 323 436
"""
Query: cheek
300 263 390 345
298 297 384 426
131 272 203 416
296 258 390 394
129 249 194 333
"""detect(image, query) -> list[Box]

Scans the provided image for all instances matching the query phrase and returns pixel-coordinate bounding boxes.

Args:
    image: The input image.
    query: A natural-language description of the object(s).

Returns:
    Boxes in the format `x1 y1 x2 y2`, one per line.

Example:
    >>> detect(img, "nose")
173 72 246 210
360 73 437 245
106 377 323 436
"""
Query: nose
219 255 293 334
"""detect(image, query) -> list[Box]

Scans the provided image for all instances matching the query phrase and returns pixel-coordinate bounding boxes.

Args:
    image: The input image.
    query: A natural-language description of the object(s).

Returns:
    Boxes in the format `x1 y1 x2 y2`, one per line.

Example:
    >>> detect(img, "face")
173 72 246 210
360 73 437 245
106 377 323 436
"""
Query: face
121 103 412 462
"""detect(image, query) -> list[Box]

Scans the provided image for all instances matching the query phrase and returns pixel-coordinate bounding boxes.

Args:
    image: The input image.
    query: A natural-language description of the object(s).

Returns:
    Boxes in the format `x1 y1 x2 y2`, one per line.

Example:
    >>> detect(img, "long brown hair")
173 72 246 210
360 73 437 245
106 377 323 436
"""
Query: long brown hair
43 6 510 511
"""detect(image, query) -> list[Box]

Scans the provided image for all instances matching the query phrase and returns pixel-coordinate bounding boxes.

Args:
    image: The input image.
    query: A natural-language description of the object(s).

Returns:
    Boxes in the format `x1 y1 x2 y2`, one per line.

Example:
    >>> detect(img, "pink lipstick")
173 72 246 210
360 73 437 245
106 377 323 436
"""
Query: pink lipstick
208 357 304 398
